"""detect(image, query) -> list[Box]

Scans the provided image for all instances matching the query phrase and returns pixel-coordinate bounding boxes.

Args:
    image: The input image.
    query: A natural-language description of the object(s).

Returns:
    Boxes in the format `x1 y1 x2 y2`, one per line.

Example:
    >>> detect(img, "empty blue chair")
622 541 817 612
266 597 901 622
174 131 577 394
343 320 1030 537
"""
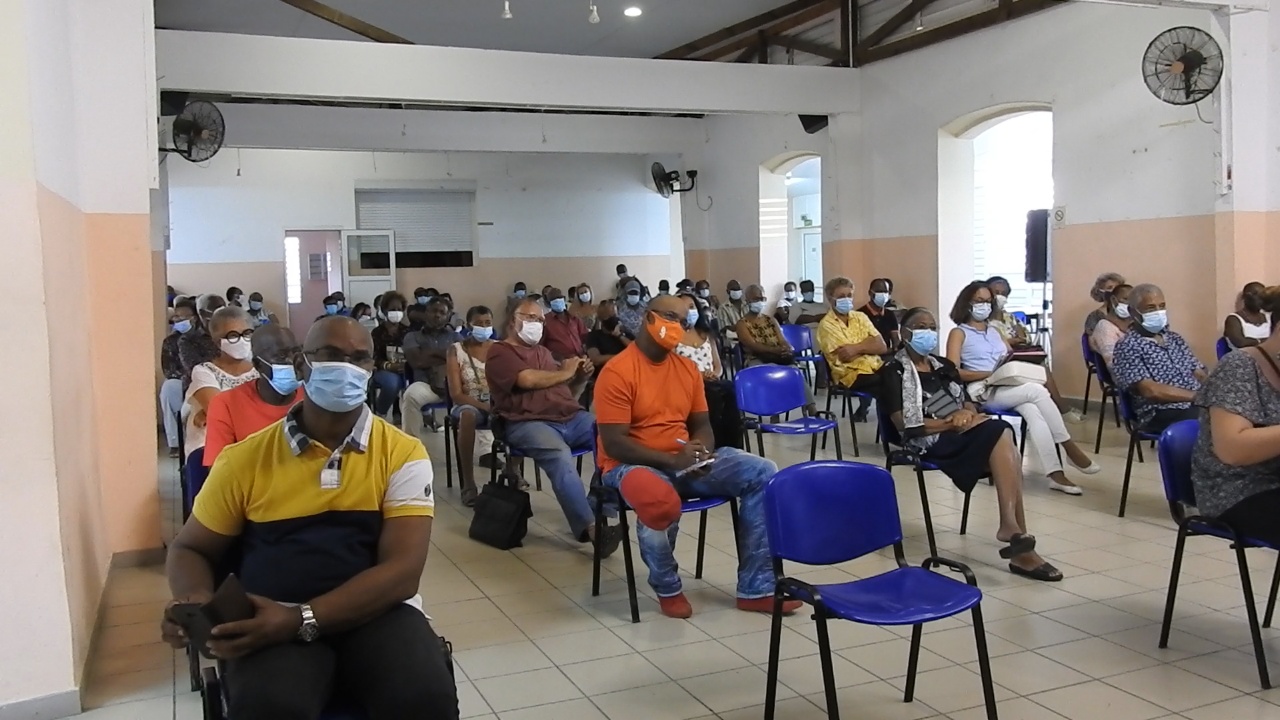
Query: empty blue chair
1157 420 1280 690
820 364 878 457
735 365 842 460
1216 337 1231 359
780 323 822 386
762 461 998 720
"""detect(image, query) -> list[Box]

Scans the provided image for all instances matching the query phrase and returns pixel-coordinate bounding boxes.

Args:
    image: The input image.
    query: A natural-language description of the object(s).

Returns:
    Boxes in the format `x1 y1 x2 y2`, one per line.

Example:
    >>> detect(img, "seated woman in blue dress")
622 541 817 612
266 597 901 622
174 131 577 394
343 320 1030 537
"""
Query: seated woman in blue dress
880 306 1062 581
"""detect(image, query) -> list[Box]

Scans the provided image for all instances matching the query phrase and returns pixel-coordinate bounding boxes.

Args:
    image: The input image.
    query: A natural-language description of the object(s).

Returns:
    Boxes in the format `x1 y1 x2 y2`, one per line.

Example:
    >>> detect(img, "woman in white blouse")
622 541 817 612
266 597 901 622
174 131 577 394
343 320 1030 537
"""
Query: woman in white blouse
183 306 259 460
1225 282 1273 350
1090 283 1131 371
674 292 722 379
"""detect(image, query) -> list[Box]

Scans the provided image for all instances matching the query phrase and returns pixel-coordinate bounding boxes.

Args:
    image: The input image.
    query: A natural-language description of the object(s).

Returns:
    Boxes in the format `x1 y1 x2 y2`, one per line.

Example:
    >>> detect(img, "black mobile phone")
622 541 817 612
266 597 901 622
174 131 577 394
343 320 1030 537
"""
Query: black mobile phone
168 602 215 658
169 575 256 659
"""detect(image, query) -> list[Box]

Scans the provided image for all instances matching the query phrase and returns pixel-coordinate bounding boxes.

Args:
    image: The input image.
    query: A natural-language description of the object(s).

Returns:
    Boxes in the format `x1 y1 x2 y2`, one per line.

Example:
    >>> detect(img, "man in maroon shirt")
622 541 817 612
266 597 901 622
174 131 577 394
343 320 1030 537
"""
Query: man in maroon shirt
486 299 622 556
542 287 587 361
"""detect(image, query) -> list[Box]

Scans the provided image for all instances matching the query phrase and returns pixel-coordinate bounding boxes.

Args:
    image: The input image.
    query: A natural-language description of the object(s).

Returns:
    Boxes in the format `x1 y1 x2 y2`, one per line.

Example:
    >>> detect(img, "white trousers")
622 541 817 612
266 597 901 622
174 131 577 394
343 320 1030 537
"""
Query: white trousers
401 382 444 439
982 383 1069 476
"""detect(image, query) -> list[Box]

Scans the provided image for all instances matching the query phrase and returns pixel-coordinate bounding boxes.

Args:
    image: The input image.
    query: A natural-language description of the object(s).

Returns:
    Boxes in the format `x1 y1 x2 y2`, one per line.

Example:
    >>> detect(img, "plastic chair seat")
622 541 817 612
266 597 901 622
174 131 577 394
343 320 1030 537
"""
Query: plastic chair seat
760 417 838 435
1185 520 1279 550
799 568 982 625
679 496 732 513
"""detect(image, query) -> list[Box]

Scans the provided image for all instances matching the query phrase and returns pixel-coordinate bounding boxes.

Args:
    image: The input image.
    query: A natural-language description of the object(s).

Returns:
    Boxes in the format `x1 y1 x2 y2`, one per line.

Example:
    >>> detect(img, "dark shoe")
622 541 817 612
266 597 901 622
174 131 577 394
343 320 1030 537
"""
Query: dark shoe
591 524 624 559
998 533 1036 559
1009 561 1063 582
168 448 181 459
460 486 478 508
477 453 499 470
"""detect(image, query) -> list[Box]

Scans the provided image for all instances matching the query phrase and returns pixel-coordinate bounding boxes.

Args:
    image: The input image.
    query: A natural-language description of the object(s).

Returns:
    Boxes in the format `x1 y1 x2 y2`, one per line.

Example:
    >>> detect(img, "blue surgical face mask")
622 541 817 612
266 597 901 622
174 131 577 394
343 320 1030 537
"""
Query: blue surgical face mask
514 290 526 299
1139 308 1168 333
748 300 767 315
834 297 855 314
172 319 193 334
416 295 429 305
728 289 743 301
802 292 815 303
550 298 567 313
970 302 993 321
249 300 263 311
906 328 939 356
626 293 641 306
1114 303 1131 319
685 307 700 327
471 326 494 341
873 292 891 308
324 304 339 316
303 360 372 413
264 362 300 395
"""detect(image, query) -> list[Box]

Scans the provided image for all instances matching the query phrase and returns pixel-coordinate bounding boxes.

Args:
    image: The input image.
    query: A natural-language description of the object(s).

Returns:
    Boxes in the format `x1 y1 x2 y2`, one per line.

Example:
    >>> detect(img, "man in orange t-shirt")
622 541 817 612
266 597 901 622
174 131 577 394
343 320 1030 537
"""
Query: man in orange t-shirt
203 325 302 465
595 294 801 620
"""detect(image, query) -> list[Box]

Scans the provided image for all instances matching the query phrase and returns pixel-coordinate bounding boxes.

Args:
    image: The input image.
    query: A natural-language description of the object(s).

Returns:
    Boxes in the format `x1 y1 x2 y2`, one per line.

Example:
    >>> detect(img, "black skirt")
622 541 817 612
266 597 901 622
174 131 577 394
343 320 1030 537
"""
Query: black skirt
920 418 1013 492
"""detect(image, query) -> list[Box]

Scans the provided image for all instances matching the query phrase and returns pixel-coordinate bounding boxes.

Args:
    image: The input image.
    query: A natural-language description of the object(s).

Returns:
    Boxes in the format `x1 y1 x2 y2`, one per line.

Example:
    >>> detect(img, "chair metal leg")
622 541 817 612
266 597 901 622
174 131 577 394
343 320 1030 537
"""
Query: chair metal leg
1135 435 1146 464
849 415 861 458
833 422 844 461
810 434 818 462
619 510 640 624
695 510 708 579
729 499 741 554
960 490 973 536
591 498 606 597
971 606 999 720
763 591 786 720
535 465 543 492
444 418 454 489
1233 541 1272 689
1082 369 1093 418
1019 420 1028 454
916 466 938 558
1159 526 1188 648
814 615 841 720
1093 392 1108 454
187 645 201 692
904 623 923 702
756 429 766 458
1119 433 1138 517
1264 553 1280 628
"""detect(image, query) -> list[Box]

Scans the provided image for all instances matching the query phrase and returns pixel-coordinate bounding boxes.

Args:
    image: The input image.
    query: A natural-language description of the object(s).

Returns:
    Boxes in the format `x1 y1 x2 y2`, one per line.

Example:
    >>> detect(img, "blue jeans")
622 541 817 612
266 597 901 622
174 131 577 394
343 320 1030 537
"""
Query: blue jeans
505 411 596 538
602 447 777 599
372 371 405 415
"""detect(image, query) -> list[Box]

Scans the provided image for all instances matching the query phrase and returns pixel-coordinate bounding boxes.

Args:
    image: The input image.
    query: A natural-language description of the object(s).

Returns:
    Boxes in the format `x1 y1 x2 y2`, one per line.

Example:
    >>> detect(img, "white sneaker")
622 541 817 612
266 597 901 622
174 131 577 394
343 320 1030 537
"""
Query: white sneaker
1062 409 1085 424
1050 480 1084 495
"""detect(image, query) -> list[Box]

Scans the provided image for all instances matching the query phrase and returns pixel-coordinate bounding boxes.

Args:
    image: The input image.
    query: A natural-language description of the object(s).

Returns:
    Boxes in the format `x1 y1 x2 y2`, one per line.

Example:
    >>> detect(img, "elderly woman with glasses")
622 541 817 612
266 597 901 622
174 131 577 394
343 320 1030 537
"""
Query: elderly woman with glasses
182 305 259 461
1085 272 1126 336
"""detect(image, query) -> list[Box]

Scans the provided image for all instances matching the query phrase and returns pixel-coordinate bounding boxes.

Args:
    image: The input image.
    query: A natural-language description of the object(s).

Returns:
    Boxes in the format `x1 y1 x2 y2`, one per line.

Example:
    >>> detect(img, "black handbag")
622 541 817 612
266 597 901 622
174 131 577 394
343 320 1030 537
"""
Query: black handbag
468 471 532 549
703 379 745 450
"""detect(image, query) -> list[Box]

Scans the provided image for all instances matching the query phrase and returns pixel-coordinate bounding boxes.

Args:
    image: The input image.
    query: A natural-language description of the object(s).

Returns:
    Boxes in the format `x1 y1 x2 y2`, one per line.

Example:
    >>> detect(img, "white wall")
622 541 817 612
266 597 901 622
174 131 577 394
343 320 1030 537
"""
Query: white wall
168 149 675 264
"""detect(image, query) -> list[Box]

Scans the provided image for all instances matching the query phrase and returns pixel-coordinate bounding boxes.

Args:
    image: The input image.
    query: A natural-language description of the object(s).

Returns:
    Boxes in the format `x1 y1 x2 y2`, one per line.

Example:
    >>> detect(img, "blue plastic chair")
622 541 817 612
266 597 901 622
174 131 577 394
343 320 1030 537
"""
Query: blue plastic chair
780 324 822 386
1156 420 1280 690
762 461 998 720
182 448 210 521
1116 391 1160 517
405 363 454 486
819 361 878 457
1089 347 1124 453
1216 337 1231 359
734 365 842 461
487 415 592 493
877 411 990 558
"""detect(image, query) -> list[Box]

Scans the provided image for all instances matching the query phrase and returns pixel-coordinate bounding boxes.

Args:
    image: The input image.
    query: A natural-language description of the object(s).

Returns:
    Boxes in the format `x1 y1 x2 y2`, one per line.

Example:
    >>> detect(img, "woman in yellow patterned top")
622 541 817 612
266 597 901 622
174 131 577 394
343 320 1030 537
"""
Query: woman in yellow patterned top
816 276 888 421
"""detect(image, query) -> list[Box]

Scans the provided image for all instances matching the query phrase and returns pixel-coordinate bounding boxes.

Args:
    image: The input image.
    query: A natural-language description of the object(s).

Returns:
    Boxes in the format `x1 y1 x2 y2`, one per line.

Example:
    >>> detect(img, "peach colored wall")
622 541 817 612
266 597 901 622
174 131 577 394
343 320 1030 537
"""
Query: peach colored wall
36 186 109 686
87 213 162 554
153 250 168 388
684 247 762 294
167 261 290 326
1050 215 1217 399
824 236 939 311
1215 211 1275 321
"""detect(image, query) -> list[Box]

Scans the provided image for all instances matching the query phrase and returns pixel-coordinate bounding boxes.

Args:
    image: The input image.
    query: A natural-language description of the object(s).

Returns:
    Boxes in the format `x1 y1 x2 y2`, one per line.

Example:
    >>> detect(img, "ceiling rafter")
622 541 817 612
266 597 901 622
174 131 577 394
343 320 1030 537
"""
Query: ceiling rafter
770 34 845 62
693 1 843 61
855 0 1064 64
858 0 939 51
276 0 412 44
656 0 840 60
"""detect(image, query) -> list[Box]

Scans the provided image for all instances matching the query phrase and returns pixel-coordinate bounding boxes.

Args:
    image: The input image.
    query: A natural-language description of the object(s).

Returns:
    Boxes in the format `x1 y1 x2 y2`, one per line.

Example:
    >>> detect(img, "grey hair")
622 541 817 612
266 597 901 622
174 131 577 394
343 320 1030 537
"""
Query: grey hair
824 276 854 297
1090 272 1126 302
208 305 252 335
1127 283 1163 310
195 293 224 314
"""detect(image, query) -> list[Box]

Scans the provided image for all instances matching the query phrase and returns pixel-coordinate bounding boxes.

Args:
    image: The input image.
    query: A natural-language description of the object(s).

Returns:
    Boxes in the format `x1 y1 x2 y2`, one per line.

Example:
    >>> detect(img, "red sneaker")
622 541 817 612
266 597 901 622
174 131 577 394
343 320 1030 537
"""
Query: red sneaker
658 593 694 619
737 597 804 615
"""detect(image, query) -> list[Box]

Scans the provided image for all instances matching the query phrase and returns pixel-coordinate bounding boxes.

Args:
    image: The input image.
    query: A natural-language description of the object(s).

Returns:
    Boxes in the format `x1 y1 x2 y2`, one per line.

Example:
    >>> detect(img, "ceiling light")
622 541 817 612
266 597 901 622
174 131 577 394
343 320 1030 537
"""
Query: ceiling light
624 6 643 17
588 2 600 23
502 0 512 19
915 13 924 30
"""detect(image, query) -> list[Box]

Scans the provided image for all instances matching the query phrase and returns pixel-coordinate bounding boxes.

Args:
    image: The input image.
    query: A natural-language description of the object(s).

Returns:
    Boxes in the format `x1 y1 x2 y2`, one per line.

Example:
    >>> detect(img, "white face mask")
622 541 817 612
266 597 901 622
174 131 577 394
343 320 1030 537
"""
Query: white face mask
784 291 797 301
578 291 592 303
518 320 544 345
994 294 1008 310
221 338 253 361
386 310 405 324
728 290 743 301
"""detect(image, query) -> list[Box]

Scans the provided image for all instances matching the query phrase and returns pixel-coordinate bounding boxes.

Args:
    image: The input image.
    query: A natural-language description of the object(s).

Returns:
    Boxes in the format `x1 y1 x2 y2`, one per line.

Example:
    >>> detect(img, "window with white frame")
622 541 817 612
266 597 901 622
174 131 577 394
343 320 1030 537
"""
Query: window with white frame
284 236 302 303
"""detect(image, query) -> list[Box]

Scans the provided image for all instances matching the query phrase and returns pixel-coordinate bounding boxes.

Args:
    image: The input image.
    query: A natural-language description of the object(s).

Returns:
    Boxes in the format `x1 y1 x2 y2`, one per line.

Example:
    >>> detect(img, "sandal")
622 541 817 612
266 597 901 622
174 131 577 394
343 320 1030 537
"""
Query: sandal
998 533 1037 559
1009 561 1063 582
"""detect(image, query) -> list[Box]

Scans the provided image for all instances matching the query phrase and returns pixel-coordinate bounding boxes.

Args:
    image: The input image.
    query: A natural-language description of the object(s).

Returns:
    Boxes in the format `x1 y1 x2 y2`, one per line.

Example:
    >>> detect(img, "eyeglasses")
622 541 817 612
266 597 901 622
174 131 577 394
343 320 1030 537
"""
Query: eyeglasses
304 348 376 367
258 347 301 364
514 312 545 324
221 329 255 343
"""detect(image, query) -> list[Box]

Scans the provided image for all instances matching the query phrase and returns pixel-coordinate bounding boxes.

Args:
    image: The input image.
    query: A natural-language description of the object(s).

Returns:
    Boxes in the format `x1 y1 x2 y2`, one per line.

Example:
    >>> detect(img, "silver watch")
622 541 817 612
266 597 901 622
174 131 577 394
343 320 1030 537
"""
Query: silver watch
297 604 320 642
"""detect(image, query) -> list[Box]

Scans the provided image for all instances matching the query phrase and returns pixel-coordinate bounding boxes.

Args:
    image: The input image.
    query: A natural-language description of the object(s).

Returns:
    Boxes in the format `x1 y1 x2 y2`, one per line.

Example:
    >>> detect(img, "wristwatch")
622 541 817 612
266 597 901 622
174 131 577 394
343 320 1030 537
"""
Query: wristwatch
297 604 320 642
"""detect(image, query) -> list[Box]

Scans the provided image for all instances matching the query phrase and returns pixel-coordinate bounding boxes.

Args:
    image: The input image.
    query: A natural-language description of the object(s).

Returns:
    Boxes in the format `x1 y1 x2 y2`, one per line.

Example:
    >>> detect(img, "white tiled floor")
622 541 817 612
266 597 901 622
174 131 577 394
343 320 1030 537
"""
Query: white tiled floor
72 401 1280 719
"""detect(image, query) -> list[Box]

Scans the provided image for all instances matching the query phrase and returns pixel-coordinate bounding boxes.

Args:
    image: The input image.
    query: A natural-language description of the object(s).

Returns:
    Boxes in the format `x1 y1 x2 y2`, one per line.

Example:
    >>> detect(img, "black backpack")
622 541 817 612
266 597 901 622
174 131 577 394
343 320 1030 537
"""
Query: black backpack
468 470 532 549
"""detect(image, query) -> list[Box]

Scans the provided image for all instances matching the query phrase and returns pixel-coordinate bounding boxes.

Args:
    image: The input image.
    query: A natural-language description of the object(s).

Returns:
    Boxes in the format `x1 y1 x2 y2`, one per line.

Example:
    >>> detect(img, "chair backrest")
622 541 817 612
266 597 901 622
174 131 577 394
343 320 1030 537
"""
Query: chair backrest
877 407 906 449
1156 419 1200 517
1115 388 1138 425
1080 333 1096 369
779 324 813 353
764 461 902 565
1092 349 1116 389
1216 337 1230 359
1012 311 1029 324
734 364 808 416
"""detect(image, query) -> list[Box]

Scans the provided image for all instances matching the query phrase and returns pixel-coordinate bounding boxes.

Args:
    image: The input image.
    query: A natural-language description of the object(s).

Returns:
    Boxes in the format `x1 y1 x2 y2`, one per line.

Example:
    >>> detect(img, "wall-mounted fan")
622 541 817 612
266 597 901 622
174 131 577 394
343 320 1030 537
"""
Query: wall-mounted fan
1142 26 1224 106
651 162 698 198
163 100 225 162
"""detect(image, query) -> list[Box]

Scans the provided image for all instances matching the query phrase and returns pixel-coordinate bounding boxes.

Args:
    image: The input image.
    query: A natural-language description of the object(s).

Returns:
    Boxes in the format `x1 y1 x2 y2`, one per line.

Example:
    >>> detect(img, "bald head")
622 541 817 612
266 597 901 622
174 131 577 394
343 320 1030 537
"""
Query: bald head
251 323 299 363
648 293 686 316
305 316 372 354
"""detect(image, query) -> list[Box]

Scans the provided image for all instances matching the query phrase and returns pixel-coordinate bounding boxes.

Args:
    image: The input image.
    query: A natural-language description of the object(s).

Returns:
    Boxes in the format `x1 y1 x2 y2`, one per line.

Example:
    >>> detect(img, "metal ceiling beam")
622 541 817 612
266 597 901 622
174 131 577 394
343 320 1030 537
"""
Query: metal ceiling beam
693 1 842 61
858 0 940 50
275 0 412 44
840 0 856 66
733 46 759 62
769 34 845 62
656 0 833 59
856 0 1064 64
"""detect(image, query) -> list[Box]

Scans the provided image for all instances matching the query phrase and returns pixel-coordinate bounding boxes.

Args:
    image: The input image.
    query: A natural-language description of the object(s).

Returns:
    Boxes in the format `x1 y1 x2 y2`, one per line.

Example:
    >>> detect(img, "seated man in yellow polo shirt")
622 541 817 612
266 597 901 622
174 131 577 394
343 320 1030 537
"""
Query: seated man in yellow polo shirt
816 276 888 422
162 316 457 719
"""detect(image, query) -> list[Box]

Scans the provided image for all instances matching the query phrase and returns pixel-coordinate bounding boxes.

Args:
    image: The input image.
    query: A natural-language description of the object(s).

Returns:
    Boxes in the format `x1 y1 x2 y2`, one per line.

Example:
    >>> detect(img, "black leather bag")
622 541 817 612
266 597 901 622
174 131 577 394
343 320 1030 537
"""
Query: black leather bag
703 379 745 450
468 471 532 549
